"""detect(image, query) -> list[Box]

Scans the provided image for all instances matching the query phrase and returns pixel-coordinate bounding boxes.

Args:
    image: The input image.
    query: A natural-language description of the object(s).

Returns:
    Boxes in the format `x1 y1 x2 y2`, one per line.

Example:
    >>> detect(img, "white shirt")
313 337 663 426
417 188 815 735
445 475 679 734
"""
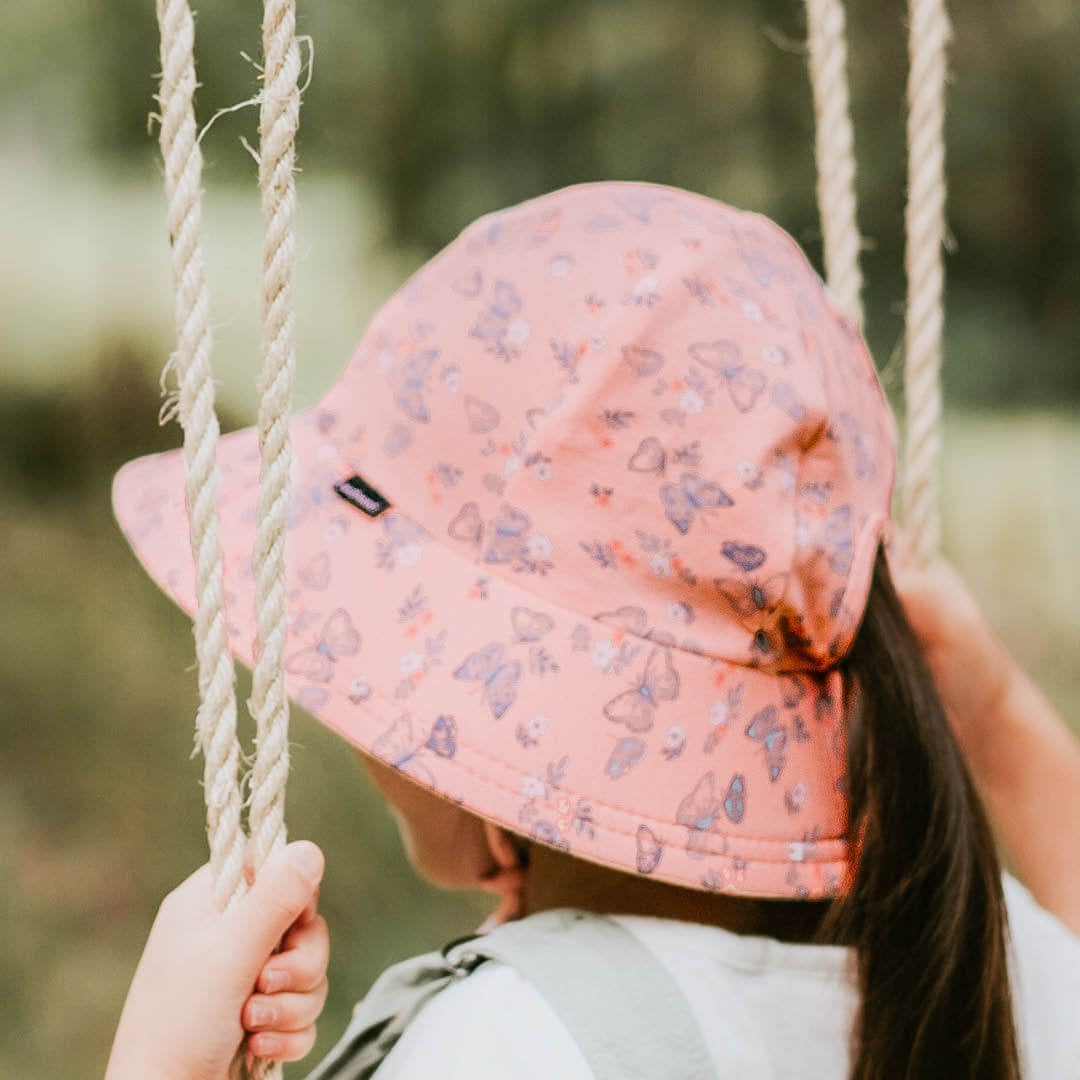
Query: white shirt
373 875 1080 1079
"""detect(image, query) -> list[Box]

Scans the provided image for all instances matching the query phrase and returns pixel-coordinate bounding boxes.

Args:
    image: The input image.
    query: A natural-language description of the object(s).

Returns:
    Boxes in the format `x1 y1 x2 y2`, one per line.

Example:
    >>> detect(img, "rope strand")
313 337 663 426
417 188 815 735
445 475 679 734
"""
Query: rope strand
245 2 302 1075
804 0 864 326
156 2 301 1075
903 0 951 564
248 0 300 889
155 0 247 915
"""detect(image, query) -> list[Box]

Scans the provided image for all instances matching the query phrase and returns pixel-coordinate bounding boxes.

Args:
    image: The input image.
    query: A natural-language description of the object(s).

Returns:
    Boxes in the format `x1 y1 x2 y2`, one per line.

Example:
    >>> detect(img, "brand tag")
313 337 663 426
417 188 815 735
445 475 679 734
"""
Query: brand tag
334 474 391 518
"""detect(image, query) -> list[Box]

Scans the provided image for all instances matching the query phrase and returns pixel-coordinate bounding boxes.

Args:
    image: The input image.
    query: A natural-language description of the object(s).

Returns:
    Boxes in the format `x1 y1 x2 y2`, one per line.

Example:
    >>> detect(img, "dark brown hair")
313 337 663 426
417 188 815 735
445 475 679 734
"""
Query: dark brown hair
824 547 1022 1078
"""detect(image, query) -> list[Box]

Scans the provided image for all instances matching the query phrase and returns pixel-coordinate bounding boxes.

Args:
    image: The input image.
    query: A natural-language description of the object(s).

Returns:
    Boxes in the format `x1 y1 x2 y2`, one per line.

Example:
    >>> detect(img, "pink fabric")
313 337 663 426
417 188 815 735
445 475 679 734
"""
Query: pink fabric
113 182 895 899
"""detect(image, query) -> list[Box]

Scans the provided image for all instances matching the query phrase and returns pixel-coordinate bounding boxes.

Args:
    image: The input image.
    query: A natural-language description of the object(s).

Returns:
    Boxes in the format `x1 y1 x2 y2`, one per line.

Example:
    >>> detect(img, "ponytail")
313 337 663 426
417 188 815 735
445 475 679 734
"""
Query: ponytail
826 548 1022 1078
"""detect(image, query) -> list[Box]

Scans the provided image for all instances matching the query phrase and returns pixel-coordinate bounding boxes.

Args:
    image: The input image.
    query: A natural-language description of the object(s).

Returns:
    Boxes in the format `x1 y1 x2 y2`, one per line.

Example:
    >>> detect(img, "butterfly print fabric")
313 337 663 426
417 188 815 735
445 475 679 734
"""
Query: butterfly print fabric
114 181 895 900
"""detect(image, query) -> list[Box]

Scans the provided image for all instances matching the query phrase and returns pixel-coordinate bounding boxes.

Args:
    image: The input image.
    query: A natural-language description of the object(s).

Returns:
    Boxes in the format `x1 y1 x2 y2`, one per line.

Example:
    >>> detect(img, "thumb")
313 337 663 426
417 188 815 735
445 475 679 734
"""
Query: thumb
229 841 325 966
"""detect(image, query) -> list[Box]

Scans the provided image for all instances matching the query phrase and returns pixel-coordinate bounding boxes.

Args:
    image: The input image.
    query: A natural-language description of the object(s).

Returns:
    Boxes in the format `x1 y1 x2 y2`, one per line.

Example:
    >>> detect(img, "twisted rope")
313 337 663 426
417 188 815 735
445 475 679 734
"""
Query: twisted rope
804 0 864 326
248 0 300 906
156 2 301 1076
903 0 951 564
155 0 247 916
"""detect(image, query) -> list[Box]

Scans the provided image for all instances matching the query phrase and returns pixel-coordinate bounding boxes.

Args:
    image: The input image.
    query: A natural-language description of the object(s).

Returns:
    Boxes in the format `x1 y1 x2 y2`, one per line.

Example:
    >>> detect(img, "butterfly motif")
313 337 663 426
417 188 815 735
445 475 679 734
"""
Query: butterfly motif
453 269 483 298
594 605 649 637
603 646 679 733
791 713 812 743
426 714 458 758
471 280 524 358
745 705 788 782
688 339 741 374
392 349 437 422
464 395 501 434
780 675 807 709
635 825 664 874
298 551 330 590
706 683 744 752
628 436 667 475
447 501 484 545
383 422 414 458
296 686 330 713
483 504 531 565
770 380 805 420
606 736 647 779
720 541 767 573
714 572 788 620
511 606 555 643
784 780 808 815
382 512 427 552
284 608 361 683
837 411 876 479
689 342 766 412
824 505 854 575
453 642 521 719
719 364 767 412
676 772 746 858
622 345 665 377
660 473 733 534
372 715 436 785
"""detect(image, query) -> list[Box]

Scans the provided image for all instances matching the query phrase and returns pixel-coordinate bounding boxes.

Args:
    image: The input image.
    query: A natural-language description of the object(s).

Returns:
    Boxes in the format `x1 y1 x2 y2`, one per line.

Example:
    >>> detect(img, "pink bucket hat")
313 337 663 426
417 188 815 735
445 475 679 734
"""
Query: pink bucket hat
114 182 895 900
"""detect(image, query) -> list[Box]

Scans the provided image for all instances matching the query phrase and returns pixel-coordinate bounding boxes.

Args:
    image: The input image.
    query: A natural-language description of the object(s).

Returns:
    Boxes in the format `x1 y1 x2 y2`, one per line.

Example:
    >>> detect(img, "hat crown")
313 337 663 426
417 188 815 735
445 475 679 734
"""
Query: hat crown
330 183 893 670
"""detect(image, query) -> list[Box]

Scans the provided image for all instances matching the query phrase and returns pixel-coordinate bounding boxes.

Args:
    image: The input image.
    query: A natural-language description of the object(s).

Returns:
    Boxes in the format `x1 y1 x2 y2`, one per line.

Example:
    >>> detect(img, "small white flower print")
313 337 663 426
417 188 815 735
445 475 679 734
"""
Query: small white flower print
633 275 660 303
550 255 573 279
591 638 617 670
503 455 522 479
348 675 371 704
662 724 686 760
737 460 758 483
442 364 463 393
521 774 547 801
396 543 423 569
679 389 706 415
532 459 553 482
399 650 424 676
762 344 791 366
649 552 673 577
742 299 764 323
666 601 693 624
516 712 551 748
527 533 553 559
506 319 532 348
709 698 733 729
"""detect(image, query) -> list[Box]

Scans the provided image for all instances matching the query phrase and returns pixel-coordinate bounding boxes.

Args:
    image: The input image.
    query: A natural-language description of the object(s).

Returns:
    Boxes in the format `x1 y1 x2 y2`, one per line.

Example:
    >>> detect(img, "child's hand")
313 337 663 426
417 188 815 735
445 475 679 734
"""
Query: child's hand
891 538 1080 934
106 841 329 1080
889 544 1015 760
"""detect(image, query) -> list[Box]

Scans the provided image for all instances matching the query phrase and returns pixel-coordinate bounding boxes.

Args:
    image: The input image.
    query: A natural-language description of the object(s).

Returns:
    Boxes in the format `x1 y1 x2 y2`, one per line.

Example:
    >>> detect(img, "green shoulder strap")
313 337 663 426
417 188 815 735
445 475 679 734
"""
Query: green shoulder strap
305 908 717 1080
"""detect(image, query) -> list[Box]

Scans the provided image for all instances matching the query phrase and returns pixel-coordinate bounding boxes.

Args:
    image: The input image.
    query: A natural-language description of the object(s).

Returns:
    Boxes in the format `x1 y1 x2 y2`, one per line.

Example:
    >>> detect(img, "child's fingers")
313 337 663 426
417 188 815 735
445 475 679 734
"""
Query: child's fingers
247 1025 319 1063
258 913 329 994
244 981 329 1037
229 842 325 971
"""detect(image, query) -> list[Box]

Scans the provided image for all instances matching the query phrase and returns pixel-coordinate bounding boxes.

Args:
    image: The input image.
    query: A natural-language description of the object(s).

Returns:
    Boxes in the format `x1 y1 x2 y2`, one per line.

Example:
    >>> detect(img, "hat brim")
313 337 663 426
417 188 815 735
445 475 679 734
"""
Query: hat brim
114 399 860 900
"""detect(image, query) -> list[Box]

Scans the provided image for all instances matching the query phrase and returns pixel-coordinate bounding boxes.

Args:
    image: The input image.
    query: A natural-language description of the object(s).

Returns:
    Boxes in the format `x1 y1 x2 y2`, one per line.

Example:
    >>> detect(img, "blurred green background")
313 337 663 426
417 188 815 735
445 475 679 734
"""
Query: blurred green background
1 1 1077 1077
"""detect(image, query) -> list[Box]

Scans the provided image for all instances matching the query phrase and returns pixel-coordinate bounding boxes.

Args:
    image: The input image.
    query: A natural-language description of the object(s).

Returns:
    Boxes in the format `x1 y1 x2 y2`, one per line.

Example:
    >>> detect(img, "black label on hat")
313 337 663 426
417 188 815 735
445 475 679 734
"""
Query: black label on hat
334 474 391 518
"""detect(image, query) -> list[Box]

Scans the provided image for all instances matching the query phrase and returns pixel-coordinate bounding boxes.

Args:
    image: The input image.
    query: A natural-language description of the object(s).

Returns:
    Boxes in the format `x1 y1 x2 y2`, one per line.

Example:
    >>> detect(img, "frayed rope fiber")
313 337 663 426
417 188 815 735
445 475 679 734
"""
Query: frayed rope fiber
154 0 301 1076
